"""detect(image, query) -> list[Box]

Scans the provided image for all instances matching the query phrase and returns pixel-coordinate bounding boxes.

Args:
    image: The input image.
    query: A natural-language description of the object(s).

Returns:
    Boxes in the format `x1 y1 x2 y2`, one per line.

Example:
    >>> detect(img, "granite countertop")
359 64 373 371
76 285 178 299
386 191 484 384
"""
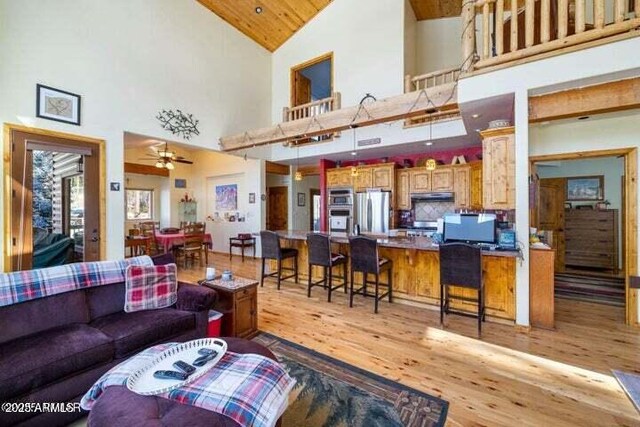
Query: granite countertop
275 230 521 258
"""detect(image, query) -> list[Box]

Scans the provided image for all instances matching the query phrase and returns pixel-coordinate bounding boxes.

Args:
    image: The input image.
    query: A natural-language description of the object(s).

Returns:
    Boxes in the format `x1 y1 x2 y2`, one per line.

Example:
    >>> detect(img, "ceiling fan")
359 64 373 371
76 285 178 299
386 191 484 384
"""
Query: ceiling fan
138 142 193 170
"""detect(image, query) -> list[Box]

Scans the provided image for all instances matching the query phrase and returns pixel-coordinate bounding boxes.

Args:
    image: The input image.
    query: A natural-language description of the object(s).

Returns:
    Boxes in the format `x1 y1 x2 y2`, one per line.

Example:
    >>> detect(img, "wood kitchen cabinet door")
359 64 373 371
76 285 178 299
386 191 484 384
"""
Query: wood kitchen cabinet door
354 167 372 191
396 169 411 210
327 168 352 188
372 165 393 190
453 166 471 208
481 127 515 209
410 170 431 192
470 162 483 209
431 167 454 191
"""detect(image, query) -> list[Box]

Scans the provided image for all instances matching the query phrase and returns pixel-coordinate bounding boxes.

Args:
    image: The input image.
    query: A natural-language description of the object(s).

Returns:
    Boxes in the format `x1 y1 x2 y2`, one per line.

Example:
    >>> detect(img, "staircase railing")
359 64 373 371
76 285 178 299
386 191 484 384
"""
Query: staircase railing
463 0 640 72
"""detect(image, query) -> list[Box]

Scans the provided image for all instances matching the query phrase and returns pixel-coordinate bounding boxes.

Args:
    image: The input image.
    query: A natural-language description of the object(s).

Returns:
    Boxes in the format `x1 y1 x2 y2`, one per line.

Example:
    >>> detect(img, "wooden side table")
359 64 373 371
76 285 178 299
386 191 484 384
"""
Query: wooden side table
202 276 258 339
229 236 256 261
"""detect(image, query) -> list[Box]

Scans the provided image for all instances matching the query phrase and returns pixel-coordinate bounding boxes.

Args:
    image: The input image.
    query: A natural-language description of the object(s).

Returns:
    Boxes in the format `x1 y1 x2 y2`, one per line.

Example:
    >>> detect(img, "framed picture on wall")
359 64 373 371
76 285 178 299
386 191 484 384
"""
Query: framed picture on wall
297 192 306 207
249 193 256 204
175 179 187 188
566 176 604 201
36 84 81 125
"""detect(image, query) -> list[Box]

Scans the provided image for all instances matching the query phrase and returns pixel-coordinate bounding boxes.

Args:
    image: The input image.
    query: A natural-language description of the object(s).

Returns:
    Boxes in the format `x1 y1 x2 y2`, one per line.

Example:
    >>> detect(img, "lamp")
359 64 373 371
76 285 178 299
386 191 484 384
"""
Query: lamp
350 125 359 177
294 144 303 181
77 156 84 173
425 119 436 171
165 161 175 170
155 160 164 168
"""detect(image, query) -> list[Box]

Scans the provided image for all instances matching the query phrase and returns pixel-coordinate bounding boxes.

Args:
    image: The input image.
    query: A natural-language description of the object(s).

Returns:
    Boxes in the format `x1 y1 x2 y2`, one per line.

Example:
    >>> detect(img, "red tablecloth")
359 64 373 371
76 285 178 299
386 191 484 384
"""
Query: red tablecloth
155 232 212 253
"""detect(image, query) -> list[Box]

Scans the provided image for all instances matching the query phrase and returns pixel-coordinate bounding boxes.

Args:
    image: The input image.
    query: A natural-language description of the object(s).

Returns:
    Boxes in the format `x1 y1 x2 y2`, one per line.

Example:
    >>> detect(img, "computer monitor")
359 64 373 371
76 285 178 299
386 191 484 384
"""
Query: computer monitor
443 213 497 244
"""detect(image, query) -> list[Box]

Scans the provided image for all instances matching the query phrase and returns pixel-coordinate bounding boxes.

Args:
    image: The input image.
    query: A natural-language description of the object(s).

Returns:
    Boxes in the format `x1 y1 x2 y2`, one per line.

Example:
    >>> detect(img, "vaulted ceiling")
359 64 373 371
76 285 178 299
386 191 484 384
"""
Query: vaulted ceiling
409 0 462 20
197 0 333 52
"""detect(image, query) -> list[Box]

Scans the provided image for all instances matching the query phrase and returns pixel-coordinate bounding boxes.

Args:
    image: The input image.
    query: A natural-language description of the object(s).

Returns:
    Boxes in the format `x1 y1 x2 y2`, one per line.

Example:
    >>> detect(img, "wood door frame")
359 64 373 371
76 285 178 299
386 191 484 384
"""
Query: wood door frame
290 52 333 108
529 147 638 326
3 123 106 271
309 188 321 230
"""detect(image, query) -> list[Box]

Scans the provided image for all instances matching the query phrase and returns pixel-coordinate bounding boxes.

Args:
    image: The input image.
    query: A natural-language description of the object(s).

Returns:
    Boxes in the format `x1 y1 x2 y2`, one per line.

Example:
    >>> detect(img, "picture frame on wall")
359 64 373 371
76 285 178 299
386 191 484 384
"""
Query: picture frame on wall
566 176 604 201
249 193 256 204
297 192 306 207
175 179 187 188
36 84 81 125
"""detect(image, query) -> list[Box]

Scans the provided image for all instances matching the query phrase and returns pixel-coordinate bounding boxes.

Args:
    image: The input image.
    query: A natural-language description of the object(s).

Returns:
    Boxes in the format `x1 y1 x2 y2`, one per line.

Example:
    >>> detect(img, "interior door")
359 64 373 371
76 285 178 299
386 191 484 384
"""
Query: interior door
267 187 288 231
294 73 312 108
8 128 102 271
538 178 566 272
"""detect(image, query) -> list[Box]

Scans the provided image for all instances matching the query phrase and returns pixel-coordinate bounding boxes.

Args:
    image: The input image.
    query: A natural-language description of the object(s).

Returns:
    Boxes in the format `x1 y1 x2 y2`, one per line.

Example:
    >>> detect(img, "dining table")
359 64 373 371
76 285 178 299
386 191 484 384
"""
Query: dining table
154 231 213 254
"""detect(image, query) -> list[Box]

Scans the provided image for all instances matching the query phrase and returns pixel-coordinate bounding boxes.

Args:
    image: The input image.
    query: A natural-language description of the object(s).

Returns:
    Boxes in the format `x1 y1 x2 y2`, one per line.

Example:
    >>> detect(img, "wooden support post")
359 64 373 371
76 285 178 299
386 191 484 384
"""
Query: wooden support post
282 107 289 123
510 0 518 52
461 0 476 72
525 0 535 47
333 92 341 110
636 0 640 19
614 0 625 23
405 75 412 93
541 0 551 41
594 0 605 29
496 0 504 55
558 0 568 39
574 0 585 34
482 2 491 59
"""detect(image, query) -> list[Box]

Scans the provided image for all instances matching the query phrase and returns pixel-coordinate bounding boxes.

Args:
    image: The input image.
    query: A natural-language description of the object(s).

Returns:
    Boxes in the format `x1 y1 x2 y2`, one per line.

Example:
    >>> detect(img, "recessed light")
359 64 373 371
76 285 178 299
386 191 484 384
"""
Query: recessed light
475 128 481 132
351 151 357 156
255 6 263 14
425 142 433 146
578 116 590 120
471 113 481 118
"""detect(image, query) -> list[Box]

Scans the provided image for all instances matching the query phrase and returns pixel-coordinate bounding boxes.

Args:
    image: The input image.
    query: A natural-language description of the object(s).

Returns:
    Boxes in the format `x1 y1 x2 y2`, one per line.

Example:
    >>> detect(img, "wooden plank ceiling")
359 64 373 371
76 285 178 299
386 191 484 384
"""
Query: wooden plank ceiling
410 0 461 20
197 0 333 52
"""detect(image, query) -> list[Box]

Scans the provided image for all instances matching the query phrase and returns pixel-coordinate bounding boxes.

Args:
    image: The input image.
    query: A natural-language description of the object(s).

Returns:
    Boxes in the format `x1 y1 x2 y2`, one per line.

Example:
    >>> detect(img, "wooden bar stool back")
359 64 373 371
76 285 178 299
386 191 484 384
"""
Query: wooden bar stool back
439 242 485 335
306 233 348 302
348 236 393 313
259 231 299 290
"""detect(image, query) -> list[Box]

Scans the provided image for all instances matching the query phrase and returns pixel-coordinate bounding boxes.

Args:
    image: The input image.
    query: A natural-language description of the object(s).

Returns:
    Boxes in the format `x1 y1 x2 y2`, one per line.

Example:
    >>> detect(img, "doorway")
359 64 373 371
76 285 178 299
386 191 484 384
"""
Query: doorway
290 52 332 108
531 148 637 324
267 186 288 231
310 189 321 231
4 125 105 271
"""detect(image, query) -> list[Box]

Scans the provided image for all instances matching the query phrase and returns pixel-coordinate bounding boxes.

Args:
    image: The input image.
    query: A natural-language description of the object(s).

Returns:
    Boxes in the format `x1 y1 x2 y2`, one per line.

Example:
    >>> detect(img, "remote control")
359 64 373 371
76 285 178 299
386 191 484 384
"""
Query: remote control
153 370 189 381
193 353 216 367
172 360 196 375
198 348 217 356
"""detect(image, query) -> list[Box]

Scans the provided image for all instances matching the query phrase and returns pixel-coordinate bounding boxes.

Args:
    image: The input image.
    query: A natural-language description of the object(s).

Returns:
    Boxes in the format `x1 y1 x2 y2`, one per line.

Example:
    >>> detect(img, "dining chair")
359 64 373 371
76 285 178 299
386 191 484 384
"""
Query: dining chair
439 242 485 335
175 223 206 268
138 221 160 255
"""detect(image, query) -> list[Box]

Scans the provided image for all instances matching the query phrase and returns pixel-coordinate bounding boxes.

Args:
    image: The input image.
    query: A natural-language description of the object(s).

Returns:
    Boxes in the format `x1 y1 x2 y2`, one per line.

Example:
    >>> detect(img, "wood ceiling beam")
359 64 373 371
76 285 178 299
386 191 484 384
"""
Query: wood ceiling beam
529 77 640 122
220 83 458 151
124 162 170 177
266 161 291 175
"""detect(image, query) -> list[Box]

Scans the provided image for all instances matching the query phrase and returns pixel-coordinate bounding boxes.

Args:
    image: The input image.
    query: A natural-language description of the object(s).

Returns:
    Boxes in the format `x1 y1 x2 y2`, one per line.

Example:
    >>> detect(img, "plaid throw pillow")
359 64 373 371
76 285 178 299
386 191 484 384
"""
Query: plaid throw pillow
124 263 178 313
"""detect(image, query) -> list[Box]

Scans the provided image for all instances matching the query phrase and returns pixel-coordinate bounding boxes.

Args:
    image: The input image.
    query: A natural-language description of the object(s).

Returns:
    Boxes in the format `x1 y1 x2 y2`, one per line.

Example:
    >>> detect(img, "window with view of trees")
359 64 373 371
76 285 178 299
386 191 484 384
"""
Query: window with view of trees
126 189 153 220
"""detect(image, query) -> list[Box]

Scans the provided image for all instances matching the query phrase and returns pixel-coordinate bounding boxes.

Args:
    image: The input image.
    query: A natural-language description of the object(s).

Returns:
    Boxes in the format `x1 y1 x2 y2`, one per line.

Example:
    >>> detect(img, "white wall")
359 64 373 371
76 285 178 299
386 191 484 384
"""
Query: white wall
415 17 462 75
536 155 625 268
271 0 405 123
292 175 321 231
0 0 271 265
404 0 417 78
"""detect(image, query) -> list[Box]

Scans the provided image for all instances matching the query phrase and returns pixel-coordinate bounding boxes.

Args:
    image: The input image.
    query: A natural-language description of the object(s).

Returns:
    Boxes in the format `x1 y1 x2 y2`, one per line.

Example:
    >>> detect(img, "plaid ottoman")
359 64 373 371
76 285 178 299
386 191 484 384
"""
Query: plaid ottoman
87 338 282 427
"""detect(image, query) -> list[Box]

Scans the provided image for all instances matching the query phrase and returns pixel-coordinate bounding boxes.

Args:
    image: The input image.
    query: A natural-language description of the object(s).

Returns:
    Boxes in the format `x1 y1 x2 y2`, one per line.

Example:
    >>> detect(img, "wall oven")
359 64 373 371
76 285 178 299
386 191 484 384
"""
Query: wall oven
328 188 353 207
328 207 352 233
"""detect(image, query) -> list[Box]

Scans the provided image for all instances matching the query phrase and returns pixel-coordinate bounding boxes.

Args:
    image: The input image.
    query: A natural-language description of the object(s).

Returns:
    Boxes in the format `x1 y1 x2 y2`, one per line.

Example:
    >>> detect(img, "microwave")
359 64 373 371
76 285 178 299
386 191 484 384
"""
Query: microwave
328 188 353 206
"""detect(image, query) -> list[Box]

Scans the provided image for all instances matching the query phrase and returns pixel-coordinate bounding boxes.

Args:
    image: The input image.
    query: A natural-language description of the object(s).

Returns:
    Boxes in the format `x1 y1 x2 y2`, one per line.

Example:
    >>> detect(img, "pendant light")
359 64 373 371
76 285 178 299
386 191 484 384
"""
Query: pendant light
350 125 358 177
425 119 436 171
294 143 303 181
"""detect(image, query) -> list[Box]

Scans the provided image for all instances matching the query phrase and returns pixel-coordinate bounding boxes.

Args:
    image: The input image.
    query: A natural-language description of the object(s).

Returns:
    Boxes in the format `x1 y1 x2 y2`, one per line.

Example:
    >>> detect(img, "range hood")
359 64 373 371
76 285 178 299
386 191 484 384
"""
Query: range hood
410 192 455 202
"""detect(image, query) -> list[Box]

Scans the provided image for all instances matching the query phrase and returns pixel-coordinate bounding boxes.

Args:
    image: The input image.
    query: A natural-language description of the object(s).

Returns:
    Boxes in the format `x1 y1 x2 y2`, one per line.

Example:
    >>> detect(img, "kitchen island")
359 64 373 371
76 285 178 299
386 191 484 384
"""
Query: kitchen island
273 231 520 323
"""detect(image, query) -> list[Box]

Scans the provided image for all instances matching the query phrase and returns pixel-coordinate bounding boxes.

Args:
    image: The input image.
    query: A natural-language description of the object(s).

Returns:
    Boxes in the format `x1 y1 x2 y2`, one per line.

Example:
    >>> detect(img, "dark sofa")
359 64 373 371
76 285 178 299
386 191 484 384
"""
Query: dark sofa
0 254 216 427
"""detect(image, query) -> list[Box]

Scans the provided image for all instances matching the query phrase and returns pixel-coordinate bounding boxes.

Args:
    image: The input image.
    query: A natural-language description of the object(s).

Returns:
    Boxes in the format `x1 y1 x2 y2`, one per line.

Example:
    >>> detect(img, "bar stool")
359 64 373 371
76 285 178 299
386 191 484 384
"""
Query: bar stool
260 230 299 290
439 242 485 335
306 233 348 302
348 236 393 313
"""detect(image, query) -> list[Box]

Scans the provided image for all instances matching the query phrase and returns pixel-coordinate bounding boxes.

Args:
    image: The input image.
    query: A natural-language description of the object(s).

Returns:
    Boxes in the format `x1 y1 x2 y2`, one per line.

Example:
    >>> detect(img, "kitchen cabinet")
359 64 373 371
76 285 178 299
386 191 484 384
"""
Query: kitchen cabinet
396 169 411 210
372 165 394 189
326 168 353 188
431 167 454 191
453 166 471 208
470 161 483 209
481 127 515 209
530 248 555 329
354 167 373 191
409 170 432 192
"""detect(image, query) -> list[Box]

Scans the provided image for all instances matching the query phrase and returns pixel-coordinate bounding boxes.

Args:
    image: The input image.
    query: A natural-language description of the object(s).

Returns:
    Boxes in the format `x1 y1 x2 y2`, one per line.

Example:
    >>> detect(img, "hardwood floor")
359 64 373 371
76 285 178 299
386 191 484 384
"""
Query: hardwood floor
180 252 640 426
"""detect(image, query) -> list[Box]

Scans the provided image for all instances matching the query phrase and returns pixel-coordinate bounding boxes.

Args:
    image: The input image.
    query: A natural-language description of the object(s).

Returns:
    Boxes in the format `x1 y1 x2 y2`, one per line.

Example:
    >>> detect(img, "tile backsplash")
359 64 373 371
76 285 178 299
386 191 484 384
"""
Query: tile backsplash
414 201 456 221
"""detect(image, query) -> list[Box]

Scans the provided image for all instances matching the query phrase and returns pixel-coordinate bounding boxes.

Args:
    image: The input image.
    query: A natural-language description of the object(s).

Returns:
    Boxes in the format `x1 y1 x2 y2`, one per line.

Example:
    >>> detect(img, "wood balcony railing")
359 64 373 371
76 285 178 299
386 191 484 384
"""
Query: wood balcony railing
463 0 640 72
403 68 462 127
283 92 341 122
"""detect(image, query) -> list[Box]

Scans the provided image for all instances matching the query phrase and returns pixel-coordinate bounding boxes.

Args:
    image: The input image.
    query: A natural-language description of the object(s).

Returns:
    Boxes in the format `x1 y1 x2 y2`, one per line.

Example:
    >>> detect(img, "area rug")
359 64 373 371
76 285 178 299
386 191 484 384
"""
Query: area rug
555 272 625 306
253 333 448 427
613 370 640 413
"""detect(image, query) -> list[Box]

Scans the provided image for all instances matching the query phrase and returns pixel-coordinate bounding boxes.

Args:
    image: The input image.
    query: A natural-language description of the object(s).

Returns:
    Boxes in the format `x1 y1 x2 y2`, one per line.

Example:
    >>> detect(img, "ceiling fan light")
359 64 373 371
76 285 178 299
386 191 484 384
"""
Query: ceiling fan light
165 161 175 170
155 161 164 168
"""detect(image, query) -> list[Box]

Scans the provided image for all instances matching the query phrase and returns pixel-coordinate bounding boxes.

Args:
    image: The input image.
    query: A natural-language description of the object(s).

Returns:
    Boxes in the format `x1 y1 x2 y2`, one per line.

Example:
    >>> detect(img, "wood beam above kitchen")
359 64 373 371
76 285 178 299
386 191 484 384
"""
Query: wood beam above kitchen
219 82 458 151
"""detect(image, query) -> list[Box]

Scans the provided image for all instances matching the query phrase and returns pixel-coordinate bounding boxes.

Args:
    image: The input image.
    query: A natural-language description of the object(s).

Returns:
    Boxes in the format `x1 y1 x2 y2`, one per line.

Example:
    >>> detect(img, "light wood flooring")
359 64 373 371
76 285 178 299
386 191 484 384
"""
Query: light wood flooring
180 252 640 427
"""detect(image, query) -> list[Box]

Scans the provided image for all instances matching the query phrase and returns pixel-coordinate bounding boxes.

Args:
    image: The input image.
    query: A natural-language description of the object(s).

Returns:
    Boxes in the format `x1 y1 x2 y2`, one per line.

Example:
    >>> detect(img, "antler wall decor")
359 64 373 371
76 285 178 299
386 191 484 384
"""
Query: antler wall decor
156 109 200 140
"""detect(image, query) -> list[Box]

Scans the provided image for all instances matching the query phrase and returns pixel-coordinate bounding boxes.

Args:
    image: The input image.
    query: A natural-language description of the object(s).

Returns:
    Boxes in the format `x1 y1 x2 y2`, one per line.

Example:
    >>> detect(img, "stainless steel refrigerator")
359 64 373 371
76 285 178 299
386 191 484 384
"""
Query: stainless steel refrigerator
355 191 391 234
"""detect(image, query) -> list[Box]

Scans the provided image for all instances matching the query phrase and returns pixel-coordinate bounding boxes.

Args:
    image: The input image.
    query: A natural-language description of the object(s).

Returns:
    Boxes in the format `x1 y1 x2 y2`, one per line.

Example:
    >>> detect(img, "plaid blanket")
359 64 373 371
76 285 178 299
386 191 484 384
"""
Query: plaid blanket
0 256 153 307
81 343 295 427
